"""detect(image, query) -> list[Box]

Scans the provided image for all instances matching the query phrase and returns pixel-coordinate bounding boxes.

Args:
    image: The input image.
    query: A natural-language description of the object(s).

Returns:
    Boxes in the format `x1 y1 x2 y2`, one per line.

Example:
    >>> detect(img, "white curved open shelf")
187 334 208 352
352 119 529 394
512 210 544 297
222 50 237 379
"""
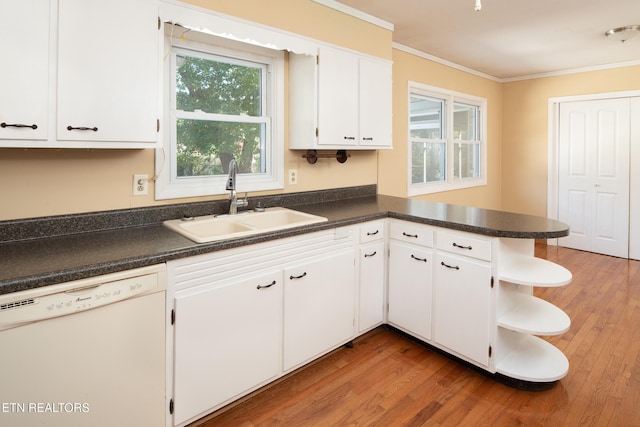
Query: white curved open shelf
496 333 569 382
499 256 572 287
498 293 570 335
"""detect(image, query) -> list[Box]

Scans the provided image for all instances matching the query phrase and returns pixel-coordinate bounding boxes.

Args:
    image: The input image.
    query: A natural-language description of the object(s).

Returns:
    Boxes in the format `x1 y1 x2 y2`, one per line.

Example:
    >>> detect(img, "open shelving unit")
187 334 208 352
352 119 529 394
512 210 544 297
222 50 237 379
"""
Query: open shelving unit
496 254 572 384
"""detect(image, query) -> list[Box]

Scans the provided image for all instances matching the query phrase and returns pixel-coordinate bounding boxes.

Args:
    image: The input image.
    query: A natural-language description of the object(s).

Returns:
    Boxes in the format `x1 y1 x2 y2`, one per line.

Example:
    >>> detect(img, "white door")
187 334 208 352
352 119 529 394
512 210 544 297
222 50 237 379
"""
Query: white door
317 46 359 146
387 241 433 341
283 249 355 371
359 57 393 147
434 253 492 367
57 0 158 144
0 0 50 141
173 270 282 425
558 98 630 258
358 241 386 332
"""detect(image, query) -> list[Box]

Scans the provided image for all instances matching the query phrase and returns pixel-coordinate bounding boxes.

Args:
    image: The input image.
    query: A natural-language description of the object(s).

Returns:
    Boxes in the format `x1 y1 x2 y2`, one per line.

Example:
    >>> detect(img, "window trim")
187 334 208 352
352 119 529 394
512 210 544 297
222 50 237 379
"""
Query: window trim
155 31 284 200
407 82 487 197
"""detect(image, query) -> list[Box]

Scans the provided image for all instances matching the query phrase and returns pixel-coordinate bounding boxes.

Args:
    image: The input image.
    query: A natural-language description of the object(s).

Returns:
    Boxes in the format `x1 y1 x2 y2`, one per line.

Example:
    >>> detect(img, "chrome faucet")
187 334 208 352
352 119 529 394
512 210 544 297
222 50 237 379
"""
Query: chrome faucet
225 159 248 214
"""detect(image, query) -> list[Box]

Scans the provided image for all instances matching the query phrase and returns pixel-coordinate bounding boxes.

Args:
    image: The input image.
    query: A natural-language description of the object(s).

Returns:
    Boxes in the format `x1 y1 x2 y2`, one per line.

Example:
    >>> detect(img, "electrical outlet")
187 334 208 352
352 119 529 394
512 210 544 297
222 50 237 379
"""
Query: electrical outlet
288 169 298 185
133 174 149 196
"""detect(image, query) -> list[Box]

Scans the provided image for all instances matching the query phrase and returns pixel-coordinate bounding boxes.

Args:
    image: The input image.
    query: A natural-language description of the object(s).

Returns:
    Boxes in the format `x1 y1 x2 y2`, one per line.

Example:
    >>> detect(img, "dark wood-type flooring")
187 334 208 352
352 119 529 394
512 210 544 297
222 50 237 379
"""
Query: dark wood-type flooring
192 244 640 426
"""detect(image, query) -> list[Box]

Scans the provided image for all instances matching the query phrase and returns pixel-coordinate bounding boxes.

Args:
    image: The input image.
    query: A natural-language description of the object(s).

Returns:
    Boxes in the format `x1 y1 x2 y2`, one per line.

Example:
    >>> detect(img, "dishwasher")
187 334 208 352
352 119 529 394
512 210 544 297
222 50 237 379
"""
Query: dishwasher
0 264 166 427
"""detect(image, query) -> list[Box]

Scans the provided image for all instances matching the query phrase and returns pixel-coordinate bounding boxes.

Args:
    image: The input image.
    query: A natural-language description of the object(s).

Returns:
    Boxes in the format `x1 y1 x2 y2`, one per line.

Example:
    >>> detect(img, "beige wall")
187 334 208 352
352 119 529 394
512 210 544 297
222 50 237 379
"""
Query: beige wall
2 0 636 221
502 65 640 217
0 0 390 221
379 49 503 210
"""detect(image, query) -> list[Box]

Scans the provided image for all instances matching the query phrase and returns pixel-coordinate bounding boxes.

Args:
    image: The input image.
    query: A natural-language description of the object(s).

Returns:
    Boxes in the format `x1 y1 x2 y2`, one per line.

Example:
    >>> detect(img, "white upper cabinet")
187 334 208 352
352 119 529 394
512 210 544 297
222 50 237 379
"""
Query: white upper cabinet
316 46 359 147
0 0 160 148
289 45 392 150
57 0 159 145
0 0 50 141
358 56 393 147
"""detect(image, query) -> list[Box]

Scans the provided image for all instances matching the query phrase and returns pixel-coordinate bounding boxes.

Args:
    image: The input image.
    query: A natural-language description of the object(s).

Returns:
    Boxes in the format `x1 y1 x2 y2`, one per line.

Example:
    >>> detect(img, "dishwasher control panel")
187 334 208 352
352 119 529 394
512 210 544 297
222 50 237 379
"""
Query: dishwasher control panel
0 272 159 325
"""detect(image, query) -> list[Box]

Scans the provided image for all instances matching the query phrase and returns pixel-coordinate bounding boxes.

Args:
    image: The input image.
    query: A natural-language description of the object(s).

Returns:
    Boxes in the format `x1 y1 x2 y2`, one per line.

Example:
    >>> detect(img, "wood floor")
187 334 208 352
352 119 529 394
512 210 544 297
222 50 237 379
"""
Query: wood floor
192 245 640 426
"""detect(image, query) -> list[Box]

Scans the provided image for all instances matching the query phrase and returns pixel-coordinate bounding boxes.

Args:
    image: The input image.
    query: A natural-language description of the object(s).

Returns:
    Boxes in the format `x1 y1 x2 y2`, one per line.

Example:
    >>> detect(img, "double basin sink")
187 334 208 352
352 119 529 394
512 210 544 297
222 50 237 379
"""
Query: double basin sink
164 207 328 243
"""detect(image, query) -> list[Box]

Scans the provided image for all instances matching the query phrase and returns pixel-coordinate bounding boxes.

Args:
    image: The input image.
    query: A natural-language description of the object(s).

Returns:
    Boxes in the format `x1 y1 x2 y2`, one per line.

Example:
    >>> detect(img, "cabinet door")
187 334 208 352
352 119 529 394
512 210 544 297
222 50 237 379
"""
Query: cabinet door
317 46 359 146
0 0 50 141
283 248 355 371
434 253 492 366
359 57 392 148
57 0 158 144
388 241 433 341
359 241 386 332
173 270 282 425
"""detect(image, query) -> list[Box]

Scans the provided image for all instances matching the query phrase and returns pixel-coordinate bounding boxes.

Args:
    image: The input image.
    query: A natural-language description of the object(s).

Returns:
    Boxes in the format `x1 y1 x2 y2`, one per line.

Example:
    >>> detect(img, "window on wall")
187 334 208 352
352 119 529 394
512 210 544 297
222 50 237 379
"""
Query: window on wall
156 25 284 200
408 82 487 196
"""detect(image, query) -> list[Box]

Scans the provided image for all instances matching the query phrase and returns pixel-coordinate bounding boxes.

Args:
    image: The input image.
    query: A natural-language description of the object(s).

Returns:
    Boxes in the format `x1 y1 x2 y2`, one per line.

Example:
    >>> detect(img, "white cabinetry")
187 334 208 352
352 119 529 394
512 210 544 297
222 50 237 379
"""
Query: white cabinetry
387 221 434 341
289 45 392 150
283 248 355 371
386 222 572 384
358 56 393 148
165 218 573 425
172 270 282 426
0 0 159 148
434 230 494 367
57 0 159 145
357 220 386 332
166 228 355 426
316 46 359 147
0 0 50 141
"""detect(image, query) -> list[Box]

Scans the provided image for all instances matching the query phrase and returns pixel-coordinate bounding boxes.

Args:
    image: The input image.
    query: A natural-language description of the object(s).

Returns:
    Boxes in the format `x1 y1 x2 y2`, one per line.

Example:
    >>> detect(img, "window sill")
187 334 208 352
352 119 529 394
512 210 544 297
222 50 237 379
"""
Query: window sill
408 178 486 197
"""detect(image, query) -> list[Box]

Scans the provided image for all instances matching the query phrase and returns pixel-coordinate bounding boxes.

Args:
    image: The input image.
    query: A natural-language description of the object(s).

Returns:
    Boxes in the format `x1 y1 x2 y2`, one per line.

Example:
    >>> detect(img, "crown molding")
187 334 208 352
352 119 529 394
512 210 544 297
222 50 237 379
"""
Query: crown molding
311 0 394 31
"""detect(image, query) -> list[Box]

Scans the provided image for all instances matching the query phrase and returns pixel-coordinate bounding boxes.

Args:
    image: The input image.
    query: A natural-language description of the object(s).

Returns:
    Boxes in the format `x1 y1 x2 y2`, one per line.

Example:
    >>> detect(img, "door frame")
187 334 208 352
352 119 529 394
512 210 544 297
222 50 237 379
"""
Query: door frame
547 90 640 246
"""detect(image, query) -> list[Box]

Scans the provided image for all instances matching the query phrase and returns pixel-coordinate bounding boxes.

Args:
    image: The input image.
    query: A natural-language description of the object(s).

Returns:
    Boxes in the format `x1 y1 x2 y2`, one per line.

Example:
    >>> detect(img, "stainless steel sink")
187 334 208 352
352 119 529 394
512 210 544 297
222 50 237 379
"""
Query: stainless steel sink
163 207 328 243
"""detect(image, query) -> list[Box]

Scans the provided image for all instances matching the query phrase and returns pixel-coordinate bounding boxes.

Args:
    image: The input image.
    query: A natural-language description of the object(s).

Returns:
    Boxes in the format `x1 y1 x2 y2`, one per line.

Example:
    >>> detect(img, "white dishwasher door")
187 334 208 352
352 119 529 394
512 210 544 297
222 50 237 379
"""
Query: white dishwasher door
0 265 166 427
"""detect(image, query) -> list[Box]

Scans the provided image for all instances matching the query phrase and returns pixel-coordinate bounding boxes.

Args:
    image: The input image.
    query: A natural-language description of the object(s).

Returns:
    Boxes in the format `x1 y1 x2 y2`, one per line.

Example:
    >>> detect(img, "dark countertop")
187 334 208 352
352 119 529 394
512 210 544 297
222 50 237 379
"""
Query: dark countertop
0 191 569 295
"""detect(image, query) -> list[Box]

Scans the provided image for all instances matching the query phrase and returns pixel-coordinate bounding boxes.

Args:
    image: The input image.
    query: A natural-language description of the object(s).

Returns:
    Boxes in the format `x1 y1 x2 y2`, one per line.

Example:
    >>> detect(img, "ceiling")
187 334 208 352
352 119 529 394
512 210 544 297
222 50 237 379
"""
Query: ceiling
333 0 640 80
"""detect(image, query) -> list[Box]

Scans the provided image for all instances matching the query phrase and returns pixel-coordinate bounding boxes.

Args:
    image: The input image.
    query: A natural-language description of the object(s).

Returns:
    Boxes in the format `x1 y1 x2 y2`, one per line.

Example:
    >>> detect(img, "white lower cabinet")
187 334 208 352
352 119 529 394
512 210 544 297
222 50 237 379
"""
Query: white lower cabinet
167 228 356 426
357 220 386 333
434 253 492 366
283 248 356 371
172 270 282 426
388 241 434 341
358 241 386 332
166 220 574 426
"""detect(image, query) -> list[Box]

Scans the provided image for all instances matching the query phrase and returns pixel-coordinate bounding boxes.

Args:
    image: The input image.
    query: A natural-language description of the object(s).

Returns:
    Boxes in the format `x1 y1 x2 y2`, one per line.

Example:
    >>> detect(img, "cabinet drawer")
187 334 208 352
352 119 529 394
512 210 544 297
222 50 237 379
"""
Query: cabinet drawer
360 220 385 243
437 231 492 261
389 221 434 247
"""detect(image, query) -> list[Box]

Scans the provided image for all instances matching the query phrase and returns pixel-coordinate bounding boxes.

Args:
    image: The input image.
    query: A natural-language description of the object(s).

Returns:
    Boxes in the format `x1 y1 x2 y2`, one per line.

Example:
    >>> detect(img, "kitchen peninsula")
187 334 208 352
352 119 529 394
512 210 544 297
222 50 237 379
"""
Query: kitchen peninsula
0 187 568 293
0 187 571 426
